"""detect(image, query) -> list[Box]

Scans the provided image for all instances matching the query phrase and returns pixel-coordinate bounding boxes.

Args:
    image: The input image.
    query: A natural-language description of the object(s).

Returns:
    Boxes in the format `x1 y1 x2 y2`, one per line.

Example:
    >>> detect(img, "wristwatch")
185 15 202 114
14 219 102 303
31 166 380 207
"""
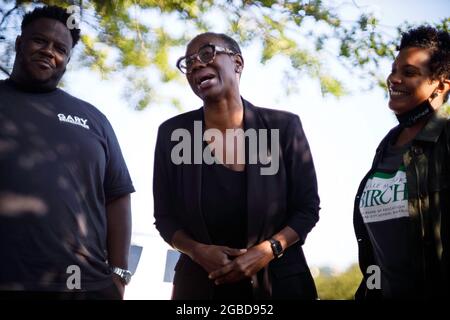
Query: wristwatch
111 266 132 285
268 239 284 259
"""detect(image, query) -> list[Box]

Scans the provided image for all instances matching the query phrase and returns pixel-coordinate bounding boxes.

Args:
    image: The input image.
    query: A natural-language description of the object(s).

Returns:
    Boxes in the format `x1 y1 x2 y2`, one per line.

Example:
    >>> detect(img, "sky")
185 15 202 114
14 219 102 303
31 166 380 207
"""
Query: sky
4 0 448 299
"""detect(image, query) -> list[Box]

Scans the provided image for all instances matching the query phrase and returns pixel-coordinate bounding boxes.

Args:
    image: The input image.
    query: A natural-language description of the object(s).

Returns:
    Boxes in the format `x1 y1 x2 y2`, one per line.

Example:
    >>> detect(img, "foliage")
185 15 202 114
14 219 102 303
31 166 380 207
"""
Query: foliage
0 0 448 109
314 263 362 300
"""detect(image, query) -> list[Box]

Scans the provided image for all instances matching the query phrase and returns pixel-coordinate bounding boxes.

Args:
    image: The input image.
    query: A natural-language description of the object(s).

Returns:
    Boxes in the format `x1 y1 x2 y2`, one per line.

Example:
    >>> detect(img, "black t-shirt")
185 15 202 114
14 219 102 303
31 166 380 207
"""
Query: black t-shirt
0 80 135 291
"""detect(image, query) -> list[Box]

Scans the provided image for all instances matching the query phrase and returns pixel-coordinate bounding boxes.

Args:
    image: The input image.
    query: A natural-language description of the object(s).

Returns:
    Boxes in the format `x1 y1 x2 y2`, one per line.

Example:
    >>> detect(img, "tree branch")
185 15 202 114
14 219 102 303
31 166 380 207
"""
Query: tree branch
0 64 10 76
0 5 18 30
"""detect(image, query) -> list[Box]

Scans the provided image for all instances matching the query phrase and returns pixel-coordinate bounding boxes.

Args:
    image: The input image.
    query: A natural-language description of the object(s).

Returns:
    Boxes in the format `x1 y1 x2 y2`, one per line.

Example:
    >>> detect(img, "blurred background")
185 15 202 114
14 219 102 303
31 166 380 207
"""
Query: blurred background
1 0 448 299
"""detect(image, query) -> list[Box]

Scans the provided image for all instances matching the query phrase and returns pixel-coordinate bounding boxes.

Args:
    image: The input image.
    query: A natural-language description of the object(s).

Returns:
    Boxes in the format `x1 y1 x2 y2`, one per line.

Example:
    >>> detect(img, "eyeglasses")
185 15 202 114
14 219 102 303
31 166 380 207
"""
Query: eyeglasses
176 44 236 74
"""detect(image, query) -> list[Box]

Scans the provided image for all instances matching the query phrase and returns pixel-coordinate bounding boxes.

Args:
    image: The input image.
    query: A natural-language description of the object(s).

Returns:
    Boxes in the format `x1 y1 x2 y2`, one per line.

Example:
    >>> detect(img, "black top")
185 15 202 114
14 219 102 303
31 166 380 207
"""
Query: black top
201 152 252 299
202 160 247 248
0 80 135 291
377 140 410 171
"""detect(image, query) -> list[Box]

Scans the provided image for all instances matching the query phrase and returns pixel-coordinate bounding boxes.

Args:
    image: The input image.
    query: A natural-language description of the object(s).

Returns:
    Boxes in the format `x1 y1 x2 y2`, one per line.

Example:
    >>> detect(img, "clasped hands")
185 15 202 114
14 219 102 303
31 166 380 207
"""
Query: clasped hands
191 241 274 285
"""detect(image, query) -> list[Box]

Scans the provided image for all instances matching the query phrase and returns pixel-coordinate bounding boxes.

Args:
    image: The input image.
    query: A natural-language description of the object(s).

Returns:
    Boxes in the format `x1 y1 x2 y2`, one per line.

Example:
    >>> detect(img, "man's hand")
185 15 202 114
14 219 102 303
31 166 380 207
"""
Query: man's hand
208 240 273 285
112 274 125 299
191 243 247 274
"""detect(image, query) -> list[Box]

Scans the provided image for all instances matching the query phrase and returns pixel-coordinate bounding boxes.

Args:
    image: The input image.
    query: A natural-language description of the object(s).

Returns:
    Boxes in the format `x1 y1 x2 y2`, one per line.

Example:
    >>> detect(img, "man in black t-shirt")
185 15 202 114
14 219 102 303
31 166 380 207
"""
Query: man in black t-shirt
0 6 135 299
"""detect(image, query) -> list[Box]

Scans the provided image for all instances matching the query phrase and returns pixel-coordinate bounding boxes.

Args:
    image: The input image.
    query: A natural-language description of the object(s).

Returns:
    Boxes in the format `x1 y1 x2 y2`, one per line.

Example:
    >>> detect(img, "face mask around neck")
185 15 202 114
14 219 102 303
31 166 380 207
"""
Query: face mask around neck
395 97 435 128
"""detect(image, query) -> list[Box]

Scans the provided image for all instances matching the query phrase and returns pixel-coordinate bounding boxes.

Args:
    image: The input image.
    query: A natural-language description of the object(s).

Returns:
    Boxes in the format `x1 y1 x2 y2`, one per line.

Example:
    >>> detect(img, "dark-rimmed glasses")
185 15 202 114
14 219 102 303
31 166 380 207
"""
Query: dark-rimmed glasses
176 44 236 74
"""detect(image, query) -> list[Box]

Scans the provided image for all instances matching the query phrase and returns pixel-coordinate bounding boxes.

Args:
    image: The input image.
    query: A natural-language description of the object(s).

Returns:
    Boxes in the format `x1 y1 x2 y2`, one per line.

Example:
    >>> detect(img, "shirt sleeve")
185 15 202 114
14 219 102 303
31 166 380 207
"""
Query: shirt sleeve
102 117 135 202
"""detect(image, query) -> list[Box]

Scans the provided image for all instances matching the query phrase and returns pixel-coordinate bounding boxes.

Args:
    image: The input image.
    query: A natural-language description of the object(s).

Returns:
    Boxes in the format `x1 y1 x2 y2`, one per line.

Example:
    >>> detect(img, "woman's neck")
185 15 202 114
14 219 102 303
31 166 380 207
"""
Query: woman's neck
394 99 442 147
204 96 244 132
394 116 429 147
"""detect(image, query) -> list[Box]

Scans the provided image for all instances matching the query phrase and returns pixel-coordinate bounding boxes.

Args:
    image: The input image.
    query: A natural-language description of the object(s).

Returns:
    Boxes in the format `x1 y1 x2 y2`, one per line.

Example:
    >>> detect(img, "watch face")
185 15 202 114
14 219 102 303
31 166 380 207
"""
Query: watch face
270 239 283 258
112 267 132 285
123 271 132 285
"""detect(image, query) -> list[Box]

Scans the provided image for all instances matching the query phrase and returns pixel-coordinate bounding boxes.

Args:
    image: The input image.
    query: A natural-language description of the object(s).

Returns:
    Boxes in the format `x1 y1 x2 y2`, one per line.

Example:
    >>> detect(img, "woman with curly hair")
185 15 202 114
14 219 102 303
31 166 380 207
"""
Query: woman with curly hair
354 25 450 300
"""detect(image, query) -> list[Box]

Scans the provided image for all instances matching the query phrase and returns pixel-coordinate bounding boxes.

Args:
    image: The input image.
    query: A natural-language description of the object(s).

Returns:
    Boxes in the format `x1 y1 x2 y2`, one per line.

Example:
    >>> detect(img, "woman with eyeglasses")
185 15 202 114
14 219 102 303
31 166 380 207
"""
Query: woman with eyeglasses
354 26 450 300
153 32 320 300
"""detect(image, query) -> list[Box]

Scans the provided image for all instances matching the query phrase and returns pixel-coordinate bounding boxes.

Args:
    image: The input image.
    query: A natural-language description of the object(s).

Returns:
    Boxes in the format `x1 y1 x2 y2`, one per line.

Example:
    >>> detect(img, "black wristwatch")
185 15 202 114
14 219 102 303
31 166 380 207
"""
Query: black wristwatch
268 239 284 259
111 266 132 285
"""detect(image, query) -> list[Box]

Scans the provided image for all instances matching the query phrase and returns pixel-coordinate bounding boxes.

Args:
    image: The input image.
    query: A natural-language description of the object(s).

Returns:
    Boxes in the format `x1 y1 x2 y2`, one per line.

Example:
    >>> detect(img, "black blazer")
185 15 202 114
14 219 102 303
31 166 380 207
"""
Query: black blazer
153 98 320 299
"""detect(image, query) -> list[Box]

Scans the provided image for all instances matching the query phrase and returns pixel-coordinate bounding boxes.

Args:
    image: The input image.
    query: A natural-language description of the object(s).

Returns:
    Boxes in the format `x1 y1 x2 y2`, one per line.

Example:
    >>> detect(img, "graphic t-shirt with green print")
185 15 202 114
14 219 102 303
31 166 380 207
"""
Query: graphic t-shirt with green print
359 141 419 298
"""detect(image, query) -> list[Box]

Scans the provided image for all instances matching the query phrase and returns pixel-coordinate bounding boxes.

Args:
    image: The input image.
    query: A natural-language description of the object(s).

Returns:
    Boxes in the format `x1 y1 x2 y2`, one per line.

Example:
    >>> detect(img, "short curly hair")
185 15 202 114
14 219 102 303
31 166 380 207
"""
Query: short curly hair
399 25 450 102
21 5 81 48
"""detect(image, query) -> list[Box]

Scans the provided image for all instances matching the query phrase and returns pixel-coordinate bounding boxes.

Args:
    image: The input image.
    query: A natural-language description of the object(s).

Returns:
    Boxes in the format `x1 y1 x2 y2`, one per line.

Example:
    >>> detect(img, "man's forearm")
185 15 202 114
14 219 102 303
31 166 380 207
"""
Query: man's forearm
106 194 132 268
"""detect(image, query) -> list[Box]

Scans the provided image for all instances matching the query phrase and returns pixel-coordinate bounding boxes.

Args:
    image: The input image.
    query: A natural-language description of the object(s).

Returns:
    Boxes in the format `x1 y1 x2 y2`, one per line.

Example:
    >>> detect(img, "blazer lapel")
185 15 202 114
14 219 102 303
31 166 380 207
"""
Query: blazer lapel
182 107 212 244
243 99 270 247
